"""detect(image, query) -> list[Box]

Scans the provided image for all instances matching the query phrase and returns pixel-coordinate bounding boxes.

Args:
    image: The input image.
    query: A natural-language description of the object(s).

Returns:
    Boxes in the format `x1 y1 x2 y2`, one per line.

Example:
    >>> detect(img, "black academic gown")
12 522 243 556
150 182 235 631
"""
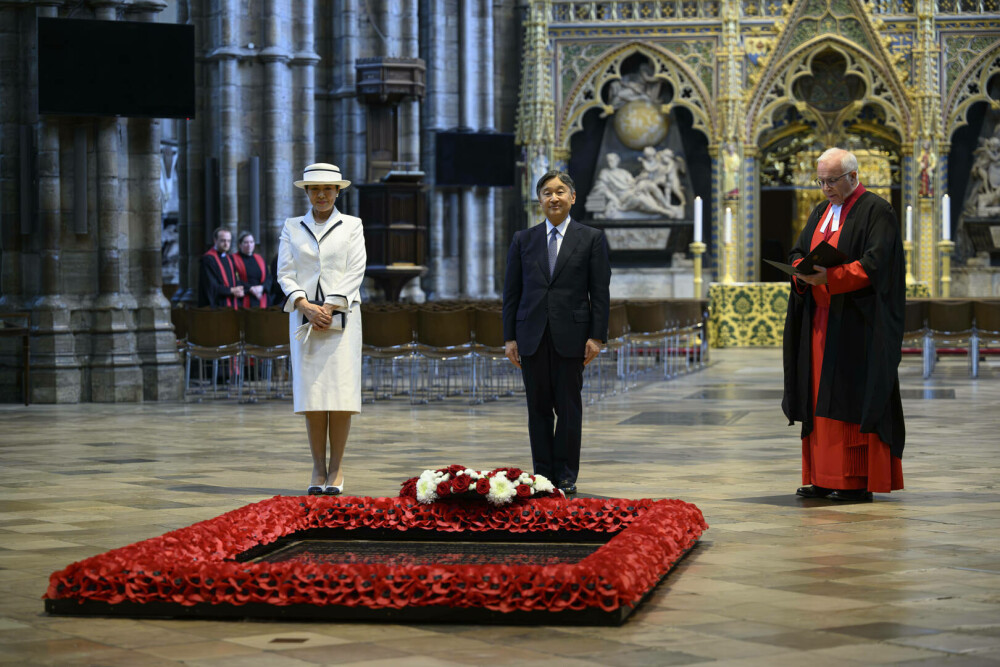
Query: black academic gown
233 252 271 308
198 249 239 308
781 191 907 458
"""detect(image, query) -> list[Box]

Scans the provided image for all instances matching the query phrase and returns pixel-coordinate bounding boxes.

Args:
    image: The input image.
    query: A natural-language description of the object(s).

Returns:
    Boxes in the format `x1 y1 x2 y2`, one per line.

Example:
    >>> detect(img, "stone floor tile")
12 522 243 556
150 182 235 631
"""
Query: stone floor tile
135 640 260 661
889 631 1000 654
223 630 354 651
811 641 952 663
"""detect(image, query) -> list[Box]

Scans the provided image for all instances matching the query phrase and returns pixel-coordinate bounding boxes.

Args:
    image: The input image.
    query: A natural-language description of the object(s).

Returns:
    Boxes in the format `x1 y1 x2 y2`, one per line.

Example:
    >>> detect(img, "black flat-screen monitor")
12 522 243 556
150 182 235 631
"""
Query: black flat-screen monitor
38 17 195 118
435 131 516 187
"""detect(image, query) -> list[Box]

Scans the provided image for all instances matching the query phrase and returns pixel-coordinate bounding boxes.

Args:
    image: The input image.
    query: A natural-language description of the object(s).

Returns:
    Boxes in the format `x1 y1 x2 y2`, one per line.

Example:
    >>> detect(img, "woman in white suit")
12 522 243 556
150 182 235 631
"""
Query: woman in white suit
277 163 367 496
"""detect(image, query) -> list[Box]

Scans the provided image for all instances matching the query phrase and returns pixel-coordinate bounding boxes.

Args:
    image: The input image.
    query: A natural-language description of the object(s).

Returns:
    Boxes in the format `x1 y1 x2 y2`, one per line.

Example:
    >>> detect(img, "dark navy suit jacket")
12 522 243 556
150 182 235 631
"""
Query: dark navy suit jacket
502 219 612 358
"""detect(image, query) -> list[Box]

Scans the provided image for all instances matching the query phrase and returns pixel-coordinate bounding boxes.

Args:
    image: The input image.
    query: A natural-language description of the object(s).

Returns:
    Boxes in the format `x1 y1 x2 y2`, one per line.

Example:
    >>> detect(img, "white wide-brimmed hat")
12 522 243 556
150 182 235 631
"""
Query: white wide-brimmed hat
294 163 351 190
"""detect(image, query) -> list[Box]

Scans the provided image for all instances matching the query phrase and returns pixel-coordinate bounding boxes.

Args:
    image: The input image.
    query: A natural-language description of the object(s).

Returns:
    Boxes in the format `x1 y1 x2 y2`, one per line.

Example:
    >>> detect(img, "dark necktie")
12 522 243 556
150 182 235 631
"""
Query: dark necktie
548 228 559 277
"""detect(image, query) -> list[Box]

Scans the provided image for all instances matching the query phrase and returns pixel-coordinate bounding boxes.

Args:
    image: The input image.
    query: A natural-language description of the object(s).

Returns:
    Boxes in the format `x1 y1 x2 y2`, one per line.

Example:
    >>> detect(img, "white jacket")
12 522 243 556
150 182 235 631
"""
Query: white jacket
277 208 367 313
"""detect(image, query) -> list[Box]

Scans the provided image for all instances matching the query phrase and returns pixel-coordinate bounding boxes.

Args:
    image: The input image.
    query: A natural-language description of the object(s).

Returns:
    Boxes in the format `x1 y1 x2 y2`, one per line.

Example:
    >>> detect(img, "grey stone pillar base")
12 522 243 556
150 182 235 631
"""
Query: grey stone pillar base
28 302 82 403
89 308 143 403
135 299 183 401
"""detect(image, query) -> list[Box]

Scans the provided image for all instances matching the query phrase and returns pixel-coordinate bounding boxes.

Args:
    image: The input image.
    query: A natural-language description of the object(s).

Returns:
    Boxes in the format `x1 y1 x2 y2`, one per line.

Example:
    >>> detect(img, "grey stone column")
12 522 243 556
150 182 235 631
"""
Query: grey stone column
88 1 142 402
180 0 207 299
397 0 425 301
127 0 182 401
213 0 241 237
262 0 294 237
129 115 182 400
423 0 453 298
31 1 80 403
0 9 26 314
478 0 496 298
333 0 364 213
91 112 142 402
458 0 480 297
399 0 420 167
292 0 319 176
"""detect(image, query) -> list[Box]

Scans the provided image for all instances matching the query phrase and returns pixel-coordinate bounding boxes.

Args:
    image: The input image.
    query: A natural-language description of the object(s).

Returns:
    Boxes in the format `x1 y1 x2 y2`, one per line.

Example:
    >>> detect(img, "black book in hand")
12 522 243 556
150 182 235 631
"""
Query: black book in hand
764 241 849 276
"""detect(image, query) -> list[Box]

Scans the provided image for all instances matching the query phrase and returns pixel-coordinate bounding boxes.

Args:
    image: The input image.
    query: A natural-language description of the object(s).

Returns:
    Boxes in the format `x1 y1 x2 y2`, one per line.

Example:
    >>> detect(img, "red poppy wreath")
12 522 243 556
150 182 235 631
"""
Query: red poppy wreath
45 475 707 623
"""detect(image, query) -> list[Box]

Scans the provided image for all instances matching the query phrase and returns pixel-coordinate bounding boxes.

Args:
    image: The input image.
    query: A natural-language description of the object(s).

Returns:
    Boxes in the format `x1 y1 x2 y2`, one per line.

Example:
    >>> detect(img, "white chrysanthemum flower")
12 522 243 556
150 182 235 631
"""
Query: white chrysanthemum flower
415 476 438 503
462 469 477 478
486 473 516 505
517 472 532 484
532 475 555 493
439 473 450 483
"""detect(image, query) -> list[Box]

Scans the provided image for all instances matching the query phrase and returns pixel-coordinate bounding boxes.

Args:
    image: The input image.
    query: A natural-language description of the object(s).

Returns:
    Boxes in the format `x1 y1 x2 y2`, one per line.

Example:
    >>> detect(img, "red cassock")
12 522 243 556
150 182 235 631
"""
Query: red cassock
232 252 269 309
795 188 903 493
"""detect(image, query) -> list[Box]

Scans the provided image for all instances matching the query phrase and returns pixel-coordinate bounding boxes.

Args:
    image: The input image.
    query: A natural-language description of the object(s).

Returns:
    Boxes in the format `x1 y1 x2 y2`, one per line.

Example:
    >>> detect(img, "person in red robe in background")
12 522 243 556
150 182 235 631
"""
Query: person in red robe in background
232 231 271 309
782 148 905 502
198 227 243 308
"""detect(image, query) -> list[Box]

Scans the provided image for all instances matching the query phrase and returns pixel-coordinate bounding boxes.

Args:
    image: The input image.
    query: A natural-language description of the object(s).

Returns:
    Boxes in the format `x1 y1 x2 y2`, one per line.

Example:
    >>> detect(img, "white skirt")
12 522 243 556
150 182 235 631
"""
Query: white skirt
289 307 362 414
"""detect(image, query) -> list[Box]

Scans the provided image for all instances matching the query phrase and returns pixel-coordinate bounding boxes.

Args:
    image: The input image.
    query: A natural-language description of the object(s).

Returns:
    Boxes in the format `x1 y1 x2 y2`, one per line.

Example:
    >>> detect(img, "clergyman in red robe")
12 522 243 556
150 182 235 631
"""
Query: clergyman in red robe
782 148 905 502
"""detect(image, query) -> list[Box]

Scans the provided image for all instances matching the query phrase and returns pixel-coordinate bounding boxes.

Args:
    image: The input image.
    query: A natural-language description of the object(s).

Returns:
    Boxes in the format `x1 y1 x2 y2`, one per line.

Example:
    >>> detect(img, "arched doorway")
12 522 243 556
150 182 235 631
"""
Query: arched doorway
756 47 901 281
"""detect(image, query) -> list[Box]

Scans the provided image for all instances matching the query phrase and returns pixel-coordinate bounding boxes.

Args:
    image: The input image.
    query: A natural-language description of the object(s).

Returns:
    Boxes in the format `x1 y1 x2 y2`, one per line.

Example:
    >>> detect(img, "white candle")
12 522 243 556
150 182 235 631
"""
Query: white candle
693 196 703 243
942 194 950 241
906 205 913 242
724 207 732 245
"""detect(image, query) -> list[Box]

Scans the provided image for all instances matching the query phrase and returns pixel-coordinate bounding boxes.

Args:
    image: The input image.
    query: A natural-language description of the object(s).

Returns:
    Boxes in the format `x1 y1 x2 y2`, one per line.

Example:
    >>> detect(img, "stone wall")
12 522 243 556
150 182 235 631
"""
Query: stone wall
0 2 182 403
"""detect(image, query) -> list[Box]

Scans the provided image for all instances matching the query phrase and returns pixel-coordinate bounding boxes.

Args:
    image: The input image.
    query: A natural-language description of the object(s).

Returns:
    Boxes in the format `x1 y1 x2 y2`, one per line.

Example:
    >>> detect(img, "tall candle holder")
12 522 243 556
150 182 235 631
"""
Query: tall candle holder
903 239 916 286
689 241 706 296
938 239 954 298
721 241 734 284
722 207 734 284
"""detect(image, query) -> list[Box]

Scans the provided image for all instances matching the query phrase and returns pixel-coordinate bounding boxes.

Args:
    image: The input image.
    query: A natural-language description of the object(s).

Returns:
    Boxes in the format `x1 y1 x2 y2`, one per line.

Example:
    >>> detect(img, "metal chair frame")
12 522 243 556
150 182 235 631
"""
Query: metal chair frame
184 308 243 401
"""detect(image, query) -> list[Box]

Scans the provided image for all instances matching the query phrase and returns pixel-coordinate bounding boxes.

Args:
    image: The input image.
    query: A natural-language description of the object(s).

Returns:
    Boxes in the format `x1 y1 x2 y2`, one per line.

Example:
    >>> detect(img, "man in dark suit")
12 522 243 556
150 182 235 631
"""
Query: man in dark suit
502 170 612 494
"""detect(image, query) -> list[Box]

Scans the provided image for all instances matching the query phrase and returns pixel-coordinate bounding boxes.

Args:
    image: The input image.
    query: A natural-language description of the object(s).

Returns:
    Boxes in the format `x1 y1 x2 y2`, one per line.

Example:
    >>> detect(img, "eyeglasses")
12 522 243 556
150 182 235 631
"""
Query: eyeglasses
814 172 852 188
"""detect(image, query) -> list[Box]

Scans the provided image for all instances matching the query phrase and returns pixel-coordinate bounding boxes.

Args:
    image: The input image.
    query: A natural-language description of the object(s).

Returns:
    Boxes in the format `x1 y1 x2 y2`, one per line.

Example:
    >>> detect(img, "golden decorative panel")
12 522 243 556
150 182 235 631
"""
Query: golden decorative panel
708 282 789 347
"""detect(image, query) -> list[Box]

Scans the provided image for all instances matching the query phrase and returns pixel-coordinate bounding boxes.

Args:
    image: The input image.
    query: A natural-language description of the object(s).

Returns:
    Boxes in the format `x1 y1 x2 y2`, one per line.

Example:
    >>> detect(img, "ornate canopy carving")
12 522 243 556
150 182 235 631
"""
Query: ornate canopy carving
556 42 715 152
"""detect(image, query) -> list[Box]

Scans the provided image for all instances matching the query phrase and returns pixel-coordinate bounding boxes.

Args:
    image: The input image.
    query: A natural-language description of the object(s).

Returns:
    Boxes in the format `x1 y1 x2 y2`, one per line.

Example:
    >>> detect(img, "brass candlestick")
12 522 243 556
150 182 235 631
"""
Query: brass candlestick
721 241 735 284
903 239 916 286
690 241 706 296
938 239 954 297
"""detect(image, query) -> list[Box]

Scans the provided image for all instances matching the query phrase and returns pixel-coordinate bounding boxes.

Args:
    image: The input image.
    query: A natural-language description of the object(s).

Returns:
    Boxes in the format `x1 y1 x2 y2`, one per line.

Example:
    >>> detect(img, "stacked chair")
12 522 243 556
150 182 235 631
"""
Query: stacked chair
906 298 1000 378
360 305 417 401
902 300 929 376
183 307 244 400
665 299 708 375
242 307 292 401
621 299 707 386
587 302 630 403
624 301 669 386
924 300 974 378
412 306 475 405
173 297 711 404
472 305 518 403
972 300 1000 378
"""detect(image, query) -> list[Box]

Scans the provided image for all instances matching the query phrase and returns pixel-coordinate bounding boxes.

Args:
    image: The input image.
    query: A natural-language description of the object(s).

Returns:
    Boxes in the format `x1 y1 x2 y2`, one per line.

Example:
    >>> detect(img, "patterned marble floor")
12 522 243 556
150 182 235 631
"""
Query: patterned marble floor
2 348 999 666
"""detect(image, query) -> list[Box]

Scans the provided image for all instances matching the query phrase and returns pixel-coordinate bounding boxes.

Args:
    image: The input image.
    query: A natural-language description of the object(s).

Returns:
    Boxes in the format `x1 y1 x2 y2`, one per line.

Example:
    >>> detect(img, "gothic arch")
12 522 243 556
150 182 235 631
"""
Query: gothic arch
557 42 715 154
745 37 912 147
945 42 1000 136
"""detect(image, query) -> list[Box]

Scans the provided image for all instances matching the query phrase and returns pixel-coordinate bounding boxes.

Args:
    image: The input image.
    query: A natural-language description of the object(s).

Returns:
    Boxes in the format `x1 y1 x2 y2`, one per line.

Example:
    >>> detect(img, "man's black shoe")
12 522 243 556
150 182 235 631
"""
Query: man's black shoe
828 489 873 502
796 485 834 498
558 481 577 495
